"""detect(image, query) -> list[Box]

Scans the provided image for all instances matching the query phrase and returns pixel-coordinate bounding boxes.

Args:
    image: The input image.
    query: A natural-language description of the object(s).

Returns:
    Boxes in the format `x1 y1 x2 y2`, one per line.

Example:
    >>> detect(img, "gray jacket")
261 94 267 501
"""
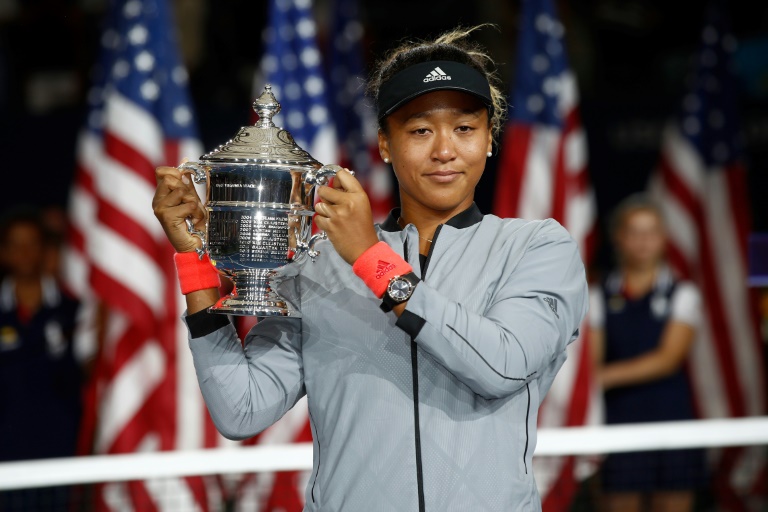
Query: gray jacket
185 204 588 511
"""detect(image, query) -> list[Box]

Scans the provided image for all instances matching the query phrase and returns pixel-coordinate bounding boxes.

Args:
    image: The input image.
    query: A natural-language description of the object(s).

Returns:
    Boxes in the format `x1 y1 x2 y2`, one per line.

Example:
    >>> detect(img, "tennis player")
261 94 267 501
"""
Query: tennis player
153 26 588 511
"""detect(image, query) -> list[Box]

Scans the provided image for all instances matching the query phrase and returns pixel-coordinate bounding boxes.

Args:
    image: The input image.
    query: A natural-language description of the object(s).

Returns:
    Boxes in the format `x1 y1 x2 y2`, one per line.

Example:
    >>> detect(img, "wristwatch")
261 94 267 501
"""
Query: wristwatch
380 272 420 312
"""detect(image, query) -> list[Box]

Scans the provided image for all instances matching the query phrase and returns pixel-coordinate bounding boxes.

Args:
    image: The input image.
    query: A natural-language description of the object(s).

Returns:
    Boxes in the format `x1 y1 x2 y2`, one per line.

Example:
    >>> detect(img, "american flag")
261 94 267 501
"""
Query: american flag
492 0 599 509
327 0 394 222
648 3 766 507
253 0 337 166
235 0 335 509
63 0 223 509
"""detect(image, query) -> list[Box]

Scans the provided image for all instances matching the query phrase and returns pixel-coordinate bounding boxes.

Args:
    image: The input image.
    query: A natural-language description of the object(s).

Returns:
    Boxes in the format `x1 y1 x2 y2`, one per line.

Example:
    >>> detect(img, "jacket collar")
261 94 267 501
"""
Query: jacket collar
379 203 484 232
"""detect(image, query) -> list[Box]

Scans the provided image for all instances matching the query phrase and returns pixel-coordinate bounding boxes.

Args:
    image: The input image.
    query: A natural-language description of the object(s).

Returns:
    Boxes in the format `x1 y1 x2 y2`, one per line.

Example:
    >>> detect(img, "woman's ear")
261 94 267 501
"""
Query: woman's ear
378 129 391 163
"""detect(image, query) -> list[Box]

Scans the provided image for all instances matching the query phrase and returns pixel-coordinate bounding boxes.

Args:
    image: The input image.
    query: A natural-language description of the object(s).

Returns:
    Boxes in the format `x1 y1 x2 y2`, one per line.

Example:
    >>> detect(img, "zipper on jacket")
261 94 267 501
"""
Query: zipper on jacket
309 408 321 503
407 224 443 512
523 383 530 474
410 341 426 512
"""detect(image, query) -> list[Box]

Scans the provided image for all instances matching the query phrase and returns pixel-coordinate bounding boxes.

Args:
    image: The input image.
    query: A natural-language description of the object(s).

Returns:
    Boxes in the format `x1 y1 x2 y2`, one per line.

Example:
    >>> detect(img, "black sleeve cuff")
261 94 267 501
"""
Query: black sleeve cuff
396 309 426 338
185 309 231 338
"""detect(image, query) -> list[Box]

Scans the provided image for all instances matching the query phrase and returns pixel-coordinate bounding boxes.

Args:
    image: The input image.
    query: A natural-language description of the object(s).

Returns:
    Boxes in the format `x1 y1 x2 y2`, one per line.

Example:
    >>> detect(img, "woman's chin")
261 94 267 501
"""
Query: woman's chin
420 198 473 215
625 257 662 270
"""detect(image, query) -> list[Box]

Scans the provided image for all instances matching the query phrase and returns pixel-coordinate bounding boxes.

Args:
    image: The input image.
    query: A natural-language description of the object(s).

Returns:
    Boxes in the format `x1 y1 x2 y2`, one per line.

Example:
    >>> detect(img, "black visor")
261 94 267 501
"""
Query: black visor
376 60 493 121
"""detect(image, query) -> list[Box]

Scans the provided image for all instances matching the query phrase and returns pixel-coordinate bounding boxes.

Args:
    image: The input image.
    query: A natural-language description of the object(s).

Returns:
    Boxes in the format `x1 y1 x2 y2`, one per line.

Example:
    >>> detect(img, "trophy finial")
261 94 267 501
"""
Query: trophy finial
253 85 281 128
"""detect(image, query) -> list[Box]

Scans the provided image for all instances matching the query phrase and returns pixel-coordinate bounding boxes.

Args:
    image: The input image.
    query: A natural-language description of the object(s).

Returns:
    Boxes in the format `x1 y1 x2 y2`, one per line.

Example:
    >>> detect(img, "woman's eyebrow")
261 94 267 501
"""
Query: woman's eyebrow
404 107 484 122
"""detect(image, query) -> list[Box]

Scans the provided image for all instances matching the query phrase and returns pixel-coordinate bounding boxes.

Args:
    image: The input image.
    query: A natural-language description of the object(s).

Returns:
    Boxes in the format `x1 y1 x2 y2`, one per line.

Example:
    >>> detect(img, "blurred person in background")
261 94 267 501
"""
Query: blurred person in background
588 194 707 512
0 206 83 510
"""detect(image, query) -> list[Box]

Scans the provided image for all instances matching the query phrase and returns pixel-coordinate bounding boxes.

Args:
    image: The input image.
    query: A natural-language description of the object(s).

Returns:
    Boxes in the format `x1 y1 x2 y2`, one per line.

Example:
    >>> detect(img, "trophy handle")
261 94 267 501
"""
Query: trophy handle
179 161 209 260
304 164 354 186
307 232 328 261
294 226 327 263
300 165 354 262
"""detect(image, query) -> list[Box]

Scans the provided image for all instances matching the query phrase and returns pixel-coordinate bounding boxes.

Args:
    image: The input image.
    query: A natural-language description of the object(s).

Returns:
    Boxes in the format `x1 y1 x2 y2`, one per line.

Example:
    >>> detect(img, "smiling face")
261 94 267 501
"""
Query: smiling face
378 90 493 218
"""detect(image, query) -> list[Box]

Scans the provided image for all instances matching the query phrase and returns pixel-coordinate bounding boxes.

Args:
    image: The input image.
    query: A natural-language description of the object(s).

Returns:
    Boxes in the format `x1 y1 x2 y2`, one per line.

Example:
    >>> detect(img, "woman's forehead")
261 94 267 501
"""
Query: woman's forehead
623 209 663 228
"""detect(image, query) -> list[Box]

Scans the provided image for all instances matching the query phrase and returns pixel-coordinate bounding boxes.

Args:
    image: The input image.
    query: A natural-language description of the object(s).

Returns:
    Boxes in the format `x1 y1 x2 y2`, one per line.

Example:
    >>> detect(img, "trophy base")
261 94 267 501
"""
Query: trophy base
208 269 300 318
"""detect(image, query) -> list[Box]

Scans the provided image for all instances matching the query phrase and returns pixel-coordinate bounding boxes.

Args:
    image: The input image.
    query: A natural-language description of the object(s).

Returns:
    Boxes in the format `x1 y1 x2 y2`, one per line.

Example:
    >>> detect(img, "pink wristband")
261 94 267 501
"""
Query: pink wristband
174 252 221 295
352 242 413 298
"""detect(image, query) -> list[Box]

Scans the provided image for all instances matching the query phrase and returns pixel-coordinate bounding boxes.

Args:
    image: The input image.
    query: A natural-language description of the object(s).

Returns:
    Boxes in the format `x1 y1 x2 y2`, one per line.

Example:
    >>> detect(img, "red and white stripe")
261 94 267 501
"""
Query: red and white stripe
64 88 228 510
494 69 599 510
649 123 766 505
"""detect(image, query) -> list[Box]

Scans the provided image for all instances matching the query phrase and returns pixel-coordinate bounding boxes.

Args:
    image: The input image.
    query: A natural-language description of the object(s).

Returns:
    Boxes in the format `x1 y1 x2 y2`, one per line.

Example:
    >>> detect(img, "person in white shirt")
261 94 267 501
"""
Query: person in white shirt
589 194 706 512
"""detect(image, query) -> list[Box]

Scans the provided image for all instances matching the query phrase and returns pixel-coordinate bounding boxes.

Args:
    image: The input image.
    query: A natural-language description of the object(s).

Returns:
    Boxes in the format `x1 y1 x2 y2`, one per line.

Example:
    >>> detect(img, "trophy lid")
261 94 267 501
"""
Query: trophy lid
199 85 322 168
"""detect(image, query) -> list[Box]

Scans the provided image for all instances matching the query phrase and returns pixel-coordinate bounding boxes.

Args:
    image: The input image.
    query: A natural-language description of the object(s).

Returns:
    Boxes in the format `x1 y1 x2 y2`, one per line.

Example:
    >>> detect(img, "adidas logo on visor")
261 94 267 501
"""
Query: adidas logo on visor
423 66 452 82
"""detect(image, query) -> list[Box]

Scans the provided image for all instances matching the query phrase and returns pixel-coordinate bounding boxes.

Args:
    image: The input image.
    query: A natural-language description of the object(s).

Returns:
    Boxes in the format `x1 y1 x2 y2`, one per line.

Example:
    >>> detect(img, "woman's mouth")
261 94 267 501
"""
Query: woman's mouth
424 170 462 183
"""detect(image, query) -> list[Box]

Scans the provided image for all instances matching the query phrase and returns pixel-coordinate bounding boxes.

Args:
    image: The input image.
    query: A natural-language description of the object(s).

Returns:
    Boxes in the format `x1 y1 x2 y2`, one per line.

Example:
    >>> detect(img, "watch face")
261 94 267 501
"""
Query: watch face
389 277 412 301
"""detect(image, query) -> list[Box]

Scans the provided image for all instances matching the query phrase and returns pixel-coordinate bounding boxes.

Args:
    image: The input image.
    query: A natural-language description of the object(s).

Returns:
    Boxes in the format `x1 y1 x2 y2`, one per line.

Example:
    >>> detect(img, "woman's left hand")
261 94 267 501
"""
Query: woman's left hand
314 169 380 265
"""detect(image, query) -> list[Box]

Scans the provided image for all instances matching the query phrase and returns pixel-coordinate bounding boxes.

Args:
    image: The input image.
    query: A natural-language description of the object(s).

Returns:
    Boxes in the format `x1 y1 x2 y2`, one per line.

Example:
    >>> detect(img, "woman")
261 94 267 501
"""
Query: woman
589 195 706 512
153 26 588 511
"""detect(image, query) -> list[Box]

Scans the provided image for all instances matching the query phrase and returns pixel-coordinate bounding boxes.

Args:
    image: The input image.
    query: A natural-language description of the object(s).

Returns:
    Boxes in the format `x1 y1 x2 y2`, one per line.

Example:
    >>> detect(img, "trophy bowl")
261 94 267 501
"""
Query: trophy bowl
180 85 343 317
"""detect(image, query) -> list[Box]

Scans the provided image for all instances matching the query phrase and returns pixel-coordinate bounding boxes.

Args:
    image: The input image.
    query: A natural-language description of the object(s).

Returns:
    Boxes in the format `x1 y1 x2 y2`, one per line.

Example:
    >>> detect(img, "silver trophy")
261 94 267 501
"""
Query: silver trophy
180 85 343 317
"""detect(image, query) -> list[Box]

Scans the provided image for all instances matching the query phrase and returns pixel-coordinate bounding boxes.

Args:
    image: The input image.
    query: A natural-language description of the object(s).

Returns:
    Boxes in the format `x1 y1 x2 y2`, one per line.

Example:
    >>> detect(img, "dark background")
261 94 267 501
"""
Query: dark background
0 0 766 272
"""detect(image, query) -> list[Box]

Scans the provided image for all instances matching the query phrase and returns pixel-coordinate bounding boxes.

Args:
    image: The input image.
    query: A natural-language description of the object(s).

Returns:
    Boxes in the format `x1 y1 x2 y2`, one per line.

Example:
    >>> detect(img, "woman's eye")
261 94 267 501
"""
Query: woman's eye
413 128 430 135
456 125 473 133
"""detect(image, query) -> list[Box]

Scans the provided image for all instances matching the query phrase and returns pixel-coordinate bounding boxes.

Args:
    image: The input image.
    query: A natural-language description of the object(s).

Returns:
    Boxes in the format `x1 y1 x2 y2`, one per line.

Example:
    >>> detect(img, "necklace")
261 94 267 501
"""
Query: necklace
398 217 433 243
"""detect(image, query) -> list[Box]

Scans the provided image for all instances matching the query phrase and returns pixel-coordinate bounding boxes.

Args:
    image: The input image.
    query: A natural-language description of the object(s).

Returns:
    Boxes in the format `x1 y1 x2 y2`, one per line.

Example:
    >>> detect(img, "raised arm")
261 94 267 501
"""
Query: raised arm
186 313 305 440
152 164 305 439
397 221 588 399
152 165 219 314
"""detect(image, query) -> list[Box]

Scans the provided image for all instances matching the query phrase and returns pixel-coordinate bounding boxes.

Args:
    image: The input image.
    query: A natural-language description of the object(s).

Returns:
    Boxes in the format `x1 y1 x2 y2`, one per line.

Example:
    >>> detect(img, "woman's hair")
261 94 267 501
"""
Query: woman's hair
608 193 666 238
367 24 507 142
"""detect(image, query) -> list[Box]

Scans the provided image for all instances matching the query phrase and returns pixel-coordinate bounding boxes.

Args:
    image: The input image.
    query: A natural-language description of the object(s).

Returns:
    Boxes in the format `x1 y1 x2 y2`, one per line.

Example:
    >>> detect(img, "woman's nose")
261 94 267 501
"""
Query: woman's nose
432 130 457 162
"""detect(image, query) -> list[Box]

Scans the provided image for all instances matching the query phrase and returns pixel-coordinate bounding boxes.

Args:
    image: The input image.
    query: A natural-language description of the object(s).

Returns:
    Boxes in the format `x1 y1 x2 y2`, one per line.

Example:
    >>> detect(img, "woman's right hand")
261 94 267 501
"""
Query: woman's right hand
152 165 207 254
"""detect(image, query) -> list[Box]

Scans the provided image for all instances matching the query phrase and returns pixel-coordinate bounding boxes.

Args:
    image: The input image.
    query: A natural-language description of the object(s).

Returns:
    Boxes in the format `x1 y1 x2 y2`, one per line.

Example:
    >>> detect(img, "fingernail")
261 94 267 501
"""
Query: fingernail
181 174 190 184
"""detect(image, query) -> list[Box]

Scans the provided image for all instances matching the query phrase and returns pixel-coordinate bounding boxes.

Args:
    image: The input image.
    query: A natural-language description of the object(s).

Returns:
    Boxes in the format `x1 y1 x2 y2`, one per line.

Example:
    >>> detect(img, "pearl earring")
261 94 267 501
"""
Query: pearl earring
486 151 492 158
383 157 390 164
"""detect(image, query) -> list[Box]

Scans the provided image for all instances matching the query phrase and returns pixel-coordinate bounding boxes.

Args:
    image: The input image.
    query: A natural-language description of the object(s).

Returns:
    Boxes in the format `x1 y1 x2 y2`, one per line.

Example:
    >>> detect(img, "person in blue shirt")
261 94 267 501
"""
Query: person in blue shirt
0 207 83 510
589 194 707 512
